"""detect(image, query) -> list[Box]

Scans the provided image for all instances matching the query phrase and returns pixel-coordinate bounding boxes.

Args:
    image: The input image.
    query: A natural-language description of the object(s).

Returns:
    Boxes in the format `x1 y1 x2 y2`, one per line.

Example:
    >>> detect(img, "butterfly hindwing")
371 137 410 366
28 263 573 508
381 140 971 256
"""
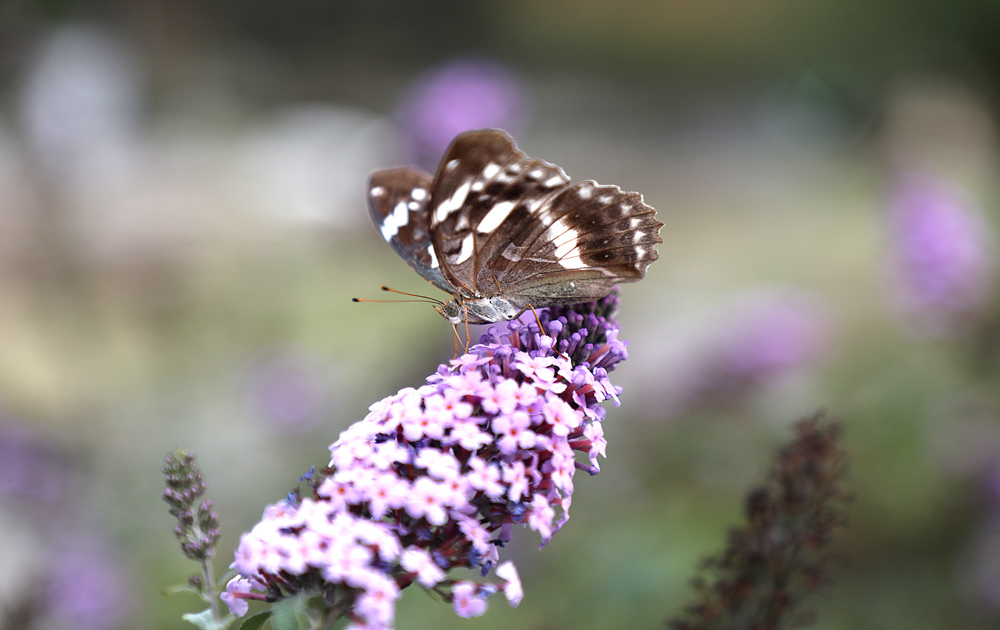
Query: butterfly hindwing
486 180 662 296
367 167 452 294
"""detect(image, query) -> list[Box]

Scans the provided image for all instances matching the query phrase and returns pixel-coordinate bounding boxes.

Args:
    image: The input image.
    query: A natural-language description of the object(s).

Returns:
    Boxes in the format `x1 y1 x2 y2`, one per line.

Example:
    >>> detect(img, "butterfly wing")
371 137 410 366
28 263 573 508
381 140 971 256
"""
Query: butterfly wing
427 129 573 296
485 180 662 303
427 129 662 306
367 167 454 294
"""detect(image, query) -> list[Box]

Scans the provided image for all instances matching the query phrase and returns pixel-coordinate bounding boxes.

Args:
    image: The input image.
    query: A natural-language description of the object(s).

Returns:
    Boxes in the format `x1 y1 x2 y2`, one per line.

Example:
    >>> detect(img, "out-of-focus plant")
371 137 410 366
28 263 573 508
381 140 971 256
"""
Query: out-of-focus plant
667 413 849 630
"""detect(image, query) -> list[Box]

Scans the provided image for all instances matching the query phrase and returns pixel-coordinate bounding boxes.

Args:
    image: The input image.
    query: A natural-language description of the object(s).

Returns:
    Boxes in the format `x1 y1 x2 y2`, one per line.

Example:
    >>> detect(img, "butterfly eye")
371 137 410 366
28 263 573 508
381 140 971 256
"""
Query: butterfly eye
444 301 462 320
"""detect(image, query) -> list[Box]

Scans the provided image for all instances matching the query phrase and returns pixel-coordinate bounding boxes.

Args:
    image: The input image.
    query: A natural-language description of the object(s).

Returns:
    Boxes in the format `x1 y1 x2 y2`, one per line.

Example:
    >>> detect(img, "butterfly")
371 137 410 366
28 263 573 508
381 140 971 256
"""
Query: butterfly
366 128 662 324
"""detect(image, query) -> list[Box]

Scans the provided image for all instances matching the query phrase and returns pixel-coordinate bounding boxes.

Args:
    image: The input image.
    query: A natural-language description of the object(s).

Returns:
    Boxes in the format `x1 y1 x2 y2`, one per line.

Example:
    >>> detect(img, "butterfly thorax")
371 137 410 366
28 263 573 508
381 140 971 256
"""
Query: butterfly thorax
437 295 525 325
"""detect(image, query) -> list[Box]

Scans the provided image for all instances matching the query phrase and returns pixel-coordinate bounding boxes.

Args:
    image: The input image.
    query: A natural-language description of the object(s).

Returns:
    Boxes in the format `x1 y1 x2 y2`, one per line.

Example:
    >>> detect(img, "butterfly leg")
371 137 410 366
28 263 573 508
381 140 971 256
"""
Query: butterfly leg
448 304 473 358
450 321 463 359
527 303 545 331
527 303 569 360
462 306 473 353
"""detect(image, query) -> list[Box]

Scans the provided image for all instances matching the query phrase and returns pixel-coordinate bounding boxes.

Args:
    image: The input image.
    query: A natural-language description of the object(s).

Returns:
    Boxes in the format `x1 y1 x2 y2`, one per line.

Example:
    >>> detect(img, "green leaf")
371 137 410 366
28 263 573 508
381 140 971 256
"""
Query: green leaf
238 612 272 630
181 609 237 630
164 584 205 598
270 594 312 630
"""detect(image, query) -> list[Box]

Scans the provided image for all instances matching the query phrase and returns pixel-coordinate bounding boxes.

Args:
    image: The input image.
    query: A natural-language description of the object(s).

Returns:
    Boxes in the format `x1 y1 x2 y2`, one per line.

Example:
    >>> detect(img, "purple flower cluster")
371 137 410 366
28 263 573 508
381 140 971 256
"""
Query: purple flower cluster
224 295 627 629
244 348 329 433
888 172 997 333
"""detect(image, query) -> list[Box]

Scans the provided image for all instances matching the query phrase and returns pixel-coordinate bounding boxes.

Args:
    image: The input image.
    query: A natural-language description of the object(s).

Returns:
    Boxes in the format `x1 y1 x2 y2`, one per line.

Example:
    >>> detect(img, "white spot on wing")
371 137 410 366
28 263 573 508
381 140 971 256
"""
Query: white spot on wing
445 159 459 171
528 197 548 214
454 233 476 264
535 209 555 226
555 241 586 269
434 179 473 225
427 245 439 269
477 200 516 233
380 201 410 241
549 217 586 269
482 163 501 179
411 188 428 201
543 175 565 188
549 216 576 242
578 186 593 200
370 185 385 197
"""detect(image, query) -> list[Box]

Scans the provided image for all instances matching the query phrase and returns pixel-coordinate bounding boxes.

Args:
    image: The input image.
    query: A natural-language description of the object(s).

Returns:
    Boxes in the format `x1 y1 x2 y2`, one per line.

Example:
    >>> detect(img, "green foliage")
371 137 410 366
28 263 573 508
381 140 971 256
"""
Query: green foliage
182 609 238 630
269 594 316 630
239 612 273 630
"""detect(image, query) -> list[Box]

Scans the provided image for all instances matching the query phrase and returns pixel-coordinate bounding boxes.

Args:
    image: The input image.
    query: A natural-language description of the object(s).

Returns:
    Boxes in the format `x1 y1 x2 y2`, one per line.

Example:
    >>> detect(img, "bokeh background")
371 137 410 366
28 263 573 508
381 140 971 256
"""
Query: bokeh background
3 1 1000 628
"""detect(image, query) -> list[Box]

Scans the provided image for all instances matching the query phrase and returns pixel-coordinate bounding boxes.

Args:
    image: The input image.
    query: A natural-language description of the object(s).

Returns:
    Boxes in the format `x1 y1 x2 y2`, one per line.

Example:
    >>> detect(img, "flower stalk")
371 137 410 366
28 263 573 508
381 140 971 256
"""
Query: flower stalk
162 448 225 626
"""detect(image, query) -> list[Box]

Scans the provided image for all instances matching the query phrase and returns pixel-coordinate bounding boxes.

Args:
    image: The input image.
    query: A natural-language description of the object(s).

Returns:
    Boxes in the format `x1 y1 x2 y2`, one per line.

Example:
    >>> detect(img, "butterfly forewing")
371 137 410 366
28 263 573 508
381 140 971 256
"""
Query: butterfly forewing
367 167 452 294
366 128 663 323
427 131 580 298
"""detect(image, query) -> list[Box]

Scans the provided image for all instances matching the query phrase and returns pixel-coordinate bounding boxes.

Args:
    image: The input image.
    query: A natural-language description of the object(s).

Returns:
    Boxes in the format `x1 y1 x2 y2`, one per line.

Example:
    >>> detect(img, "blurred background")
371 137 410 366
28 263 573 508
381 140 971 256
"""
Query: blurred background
2 1 1000 628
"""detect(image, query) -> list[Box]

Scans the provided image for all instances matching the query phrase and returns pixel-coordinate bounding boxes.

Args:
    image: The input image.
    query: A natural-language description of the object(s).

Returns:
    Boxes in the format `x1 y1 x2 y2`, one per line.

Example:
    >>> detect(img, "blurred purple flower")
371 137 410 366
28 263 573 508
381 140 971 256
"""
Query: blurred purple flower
0 419 132 629
0 419 76 510
674 295 828 412
719 299 826 378
396 59 526 168
245 349 330 433
45 540 131 630
667 414 848 629
888 173 997 334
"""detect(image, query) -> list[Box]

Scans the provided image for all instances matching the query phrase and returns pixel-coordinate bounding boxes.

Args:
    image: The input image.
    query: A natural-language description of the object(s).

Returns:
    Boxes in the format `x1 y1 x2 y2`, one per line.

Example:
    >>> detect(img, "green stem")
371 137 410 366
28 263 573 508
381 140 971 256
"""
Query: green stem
202 557 222 622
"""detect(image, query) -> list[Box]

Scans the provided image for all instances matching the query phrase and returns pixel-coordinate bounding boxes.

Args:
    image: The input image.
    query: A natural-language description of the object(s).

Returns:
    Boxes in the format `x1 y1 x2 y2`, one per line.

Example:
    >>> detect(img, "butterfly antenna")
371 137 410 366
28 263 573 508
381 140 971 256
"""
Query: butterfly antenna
351 286 444 306
379 286 444 303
